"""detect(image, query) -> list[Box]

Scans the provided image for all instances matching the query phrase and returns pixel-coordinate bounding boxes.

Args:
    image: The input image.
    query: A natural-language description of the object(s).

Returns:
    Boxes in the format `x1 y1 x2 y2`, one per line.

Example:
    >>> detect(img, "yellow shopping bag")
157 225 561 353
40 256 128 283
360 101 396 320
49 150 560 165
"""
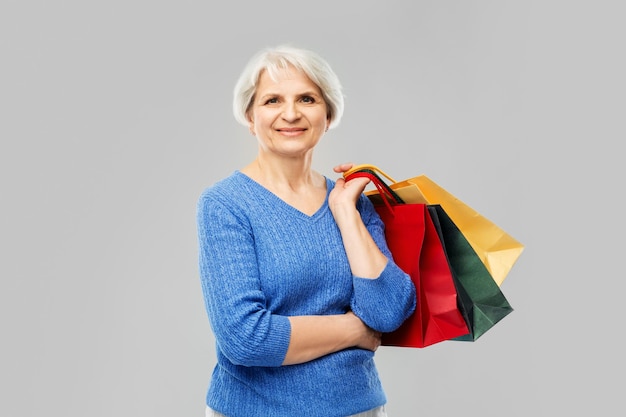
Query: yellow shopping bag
345 164 524 286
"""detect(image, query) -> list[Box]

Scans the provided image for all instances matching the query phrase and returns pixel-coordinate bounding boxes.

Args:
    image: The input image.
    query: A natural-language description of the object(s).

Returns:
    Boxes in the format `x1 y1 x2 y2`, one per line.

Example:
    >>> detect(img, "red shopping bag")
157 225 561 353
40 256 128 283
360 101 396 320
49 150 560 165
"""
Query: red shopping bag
346 170 469 348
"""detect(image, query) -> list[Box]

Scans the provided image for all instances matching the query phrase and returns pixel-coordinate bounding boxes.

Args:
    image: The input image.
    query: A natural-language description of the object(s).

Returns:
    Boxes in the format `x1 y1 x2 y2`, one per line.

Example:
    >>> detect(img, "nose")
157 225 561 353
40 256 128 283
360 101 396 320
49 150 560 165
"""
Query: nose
281 101 301 122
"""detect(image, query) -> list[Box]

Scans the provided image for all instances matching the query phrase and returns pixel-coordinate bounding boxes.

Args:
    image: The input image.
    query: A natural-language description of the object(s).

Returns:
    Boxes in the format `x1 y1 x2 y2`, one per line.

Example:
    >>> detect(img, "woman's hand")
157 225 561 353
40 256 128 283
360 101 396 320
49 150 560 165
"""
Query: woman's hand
328 163 371 217
345 311 383 352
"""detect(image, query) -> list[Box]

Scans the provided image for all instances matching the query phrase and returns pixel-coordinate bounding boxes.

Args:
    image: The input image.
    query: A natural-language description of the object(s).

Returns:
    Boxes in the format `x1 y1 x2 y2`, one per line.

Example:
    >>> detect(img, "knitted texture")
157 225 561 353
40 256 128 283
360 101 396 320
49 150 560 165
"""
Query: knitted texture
197 171 416 417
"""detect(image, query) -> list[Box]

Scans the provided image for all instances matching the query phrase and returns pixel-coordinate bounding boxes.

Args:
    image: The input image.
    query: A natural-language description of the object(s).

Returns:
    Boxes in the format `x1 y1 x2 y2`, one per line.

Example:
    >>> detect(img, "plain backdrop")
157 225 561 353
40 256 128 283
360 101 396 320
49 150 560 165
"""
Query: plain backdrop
1 1 624 416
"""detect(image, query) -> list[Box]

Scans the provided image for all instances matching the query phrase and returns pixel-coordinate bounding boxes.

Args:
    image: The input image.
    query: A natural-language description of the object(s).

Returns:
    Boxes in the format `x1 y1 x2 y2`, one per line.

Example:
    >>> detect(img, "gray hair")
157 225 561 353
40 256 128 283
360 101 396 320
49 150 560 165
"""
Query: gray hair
232 45 345 129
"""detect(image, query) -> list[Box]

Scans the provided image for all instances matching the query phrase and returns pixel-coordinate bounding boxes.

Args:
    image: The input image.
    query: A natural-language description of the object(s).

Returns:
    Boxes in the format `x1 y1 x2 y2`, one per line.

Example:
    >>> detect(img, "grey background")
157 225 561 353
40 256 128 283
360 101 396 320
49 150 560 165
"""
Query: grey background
1 1 623 416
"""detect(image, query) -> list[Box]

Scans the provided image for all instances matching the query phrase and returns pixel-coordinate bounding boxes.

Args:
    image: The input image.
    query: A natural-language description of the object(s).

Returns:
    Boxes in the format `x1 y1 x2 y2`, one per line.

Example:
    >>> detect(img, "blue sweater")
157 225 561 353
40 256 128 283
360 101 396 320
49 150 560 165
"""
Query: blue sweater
196 171 416 417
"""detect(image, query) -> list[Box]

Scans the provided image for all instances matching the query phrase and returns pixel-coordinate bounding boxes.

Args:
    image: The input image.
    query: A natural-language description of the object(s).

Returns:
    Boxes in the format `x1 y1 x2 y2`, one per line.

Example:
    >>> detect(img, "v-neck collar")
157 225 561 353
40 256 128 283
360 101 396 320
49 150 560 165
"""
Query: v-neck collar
235 171 332 220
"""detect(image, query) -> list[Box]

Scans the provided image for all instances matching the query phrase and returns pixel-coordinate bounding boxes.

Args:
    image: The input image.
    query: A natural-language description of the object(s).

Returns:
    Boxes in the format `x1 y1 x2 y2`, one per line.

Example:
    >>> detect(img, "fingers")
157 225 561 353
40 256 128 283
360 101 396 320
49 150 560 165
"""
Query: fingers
333 162 354 174
370 329 383 352
365 325 382 351
344 311 382 351
347 176 370 186
342 176 370 193
331 175 370 193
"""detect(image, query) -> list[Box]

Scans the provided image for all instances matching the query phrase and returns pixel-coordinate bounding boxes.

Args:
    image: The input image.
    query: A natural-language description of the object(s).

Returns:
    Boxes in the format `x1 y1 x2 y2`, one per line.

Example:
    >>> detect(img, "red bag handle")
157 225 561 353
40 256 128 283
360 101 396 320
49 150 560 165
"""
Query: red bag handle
344 170 402 215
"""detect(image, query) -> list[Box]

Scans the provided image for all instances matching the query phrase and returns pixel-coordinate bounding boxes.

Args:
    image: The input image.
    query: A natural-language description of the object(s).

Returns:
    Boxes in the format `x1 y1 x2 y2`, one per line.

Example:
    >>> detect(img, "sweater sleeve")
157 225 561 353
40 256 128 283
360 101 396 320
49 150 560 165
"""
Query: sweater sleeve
197 193 291 367
350 194 417 333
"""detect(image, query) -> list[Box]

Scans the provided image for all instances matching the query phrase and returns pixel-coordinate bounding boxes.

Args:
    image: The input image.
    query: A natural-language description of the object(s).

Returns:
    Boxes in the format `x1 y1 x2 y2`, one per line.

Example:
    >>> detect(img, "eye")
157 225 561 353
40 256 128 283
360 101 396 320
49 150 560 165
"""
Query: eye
301 96 315 103
264 97 279 104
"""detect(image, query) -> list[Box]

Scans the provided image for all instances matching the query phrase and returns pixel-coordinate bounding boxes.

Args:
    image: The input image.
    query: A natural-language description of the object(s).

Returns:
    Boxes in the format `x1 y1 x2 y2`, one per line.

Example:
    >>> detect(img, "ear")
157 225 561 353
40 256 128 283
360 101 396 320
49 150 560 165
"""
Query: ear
247 113 256 136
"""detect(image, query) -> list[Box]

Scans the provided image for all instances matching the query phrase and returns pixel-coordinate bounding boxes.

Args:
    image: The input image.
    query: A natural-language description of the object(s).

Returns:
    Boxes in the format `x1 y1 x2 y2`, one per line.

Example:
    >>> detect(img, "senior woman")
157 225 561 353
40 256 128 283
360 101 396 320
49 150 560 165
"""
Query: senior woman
196 45 416 417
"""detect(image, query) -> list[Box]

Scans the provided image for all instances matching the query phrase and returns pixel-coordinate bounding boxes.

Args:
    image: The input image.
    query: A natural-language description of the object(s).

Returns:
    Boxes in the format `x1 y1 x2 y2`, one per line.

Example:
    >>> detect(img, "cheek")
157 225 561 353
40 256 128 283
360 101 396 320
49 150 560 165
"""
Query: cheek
249 109 270 126
316 113 329 127
248 111 266 131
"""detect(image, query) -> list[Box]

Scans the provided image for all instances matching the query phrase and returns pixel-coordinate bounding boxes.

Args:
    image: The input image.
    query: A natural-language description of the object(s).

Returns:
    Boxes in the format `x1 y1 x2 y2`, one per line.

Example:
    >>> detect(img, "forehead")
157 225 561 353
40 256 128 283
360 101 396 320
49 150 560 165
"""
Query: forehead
256 65 322 94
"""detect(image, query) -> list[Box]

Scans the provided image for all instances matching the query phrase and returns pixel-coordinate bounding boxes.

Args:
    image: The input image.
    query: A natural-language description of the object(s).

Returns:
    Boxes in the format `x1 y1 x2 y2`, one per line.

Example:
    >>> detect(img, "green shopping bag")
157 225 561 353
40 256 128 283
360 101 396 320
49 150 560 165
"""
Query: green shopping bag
427 205 513 341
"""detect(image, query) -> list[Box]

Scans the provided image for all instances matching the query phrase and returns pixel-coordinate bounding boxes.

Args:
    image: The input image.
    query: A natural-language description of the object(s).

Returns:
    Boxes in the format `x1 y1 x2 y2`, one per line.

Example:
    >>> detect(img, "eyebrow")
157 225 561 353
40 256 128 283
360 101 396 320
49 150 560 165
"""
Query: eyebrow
258 91 323 101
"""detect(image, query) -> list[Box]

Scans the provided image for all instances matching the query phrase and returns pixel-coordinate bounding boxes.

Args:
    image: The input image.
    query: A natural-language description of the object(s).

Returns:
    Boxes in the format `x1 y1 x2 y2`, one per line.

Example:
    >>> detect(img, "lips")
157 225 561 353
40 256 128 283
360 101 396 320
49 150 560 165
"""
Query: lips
277 127 306 132
276 127 307 137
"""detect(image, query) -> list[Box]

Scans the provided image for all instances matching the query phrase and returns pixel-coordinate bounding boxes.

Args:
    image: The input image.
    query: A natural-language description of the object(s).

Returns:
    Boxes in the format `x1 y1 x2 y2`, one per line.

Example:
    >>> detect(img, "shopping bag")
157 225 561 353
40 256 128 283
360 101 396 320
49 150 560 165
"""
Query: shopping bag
345 164 524 286
345 170 469 348
428 205 514 341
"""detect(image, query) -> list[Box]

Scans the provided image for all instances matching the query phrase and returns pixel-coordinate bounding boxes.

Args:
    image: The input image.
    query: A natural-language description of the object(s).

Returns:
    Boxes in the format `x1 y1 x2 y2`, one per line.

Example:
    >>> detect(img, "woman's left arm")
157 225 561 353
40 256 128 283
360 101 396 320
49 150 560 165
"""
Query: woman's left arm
329 166 416 333
329 175 389 278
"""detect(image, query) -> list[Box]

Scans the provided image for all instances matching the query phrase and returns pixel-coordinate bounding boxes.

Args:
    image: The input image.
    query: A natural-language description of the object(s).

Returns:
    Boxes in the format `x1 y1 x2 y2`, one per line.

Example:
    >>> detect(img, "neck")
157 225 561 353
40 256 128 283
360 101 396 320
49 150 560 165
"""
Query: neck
243 155 322 192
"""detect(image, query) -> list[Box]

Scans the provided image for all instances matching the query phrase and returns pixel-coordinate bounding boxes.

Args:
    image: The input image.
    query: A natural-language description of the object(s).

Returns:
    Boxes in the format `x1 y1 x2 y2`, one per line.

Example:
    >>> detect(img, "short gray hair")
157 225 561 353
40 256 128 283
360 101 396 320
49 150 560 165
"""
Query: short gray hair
232 45 344 129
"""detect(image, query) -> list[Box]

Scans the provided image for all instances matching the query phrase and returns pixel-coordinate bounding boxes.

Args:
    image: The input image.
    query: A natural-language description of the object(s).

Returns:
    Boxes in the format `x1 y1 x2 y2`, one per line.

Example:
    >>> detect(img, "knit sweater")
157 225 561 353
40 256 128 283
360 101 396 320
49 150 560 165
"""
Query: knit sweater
196 171 416 417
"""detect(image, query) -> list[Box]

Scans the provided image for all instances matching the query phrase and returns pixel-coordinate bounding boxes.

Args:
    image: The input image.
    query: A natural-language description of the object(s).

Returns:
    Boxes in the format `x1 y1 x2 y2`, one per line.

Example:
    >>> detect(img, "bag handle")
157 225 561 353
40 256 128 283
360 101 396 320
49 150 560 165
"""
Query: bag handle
344 168 404 215
343 164 398 185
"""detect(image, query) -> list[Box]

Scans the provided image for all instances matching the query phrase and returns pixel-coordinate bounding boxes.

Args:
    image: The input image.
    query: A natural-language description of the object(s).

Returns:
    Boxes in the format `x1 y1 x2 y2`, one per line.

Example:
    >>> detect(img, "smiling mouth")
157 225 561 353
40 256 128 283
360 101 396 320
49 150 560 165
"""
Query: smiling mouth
276 128 307 137
277 128 306 132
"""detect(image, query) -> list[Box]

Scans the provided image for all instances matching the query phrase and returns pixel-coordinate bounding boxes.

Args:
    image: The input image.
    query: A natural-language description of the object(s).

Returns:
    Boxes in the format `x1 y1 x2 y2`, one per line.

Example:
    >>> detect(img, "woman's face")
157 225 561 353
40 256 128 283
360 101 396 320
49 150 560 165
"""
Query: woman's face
247 65 330 159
